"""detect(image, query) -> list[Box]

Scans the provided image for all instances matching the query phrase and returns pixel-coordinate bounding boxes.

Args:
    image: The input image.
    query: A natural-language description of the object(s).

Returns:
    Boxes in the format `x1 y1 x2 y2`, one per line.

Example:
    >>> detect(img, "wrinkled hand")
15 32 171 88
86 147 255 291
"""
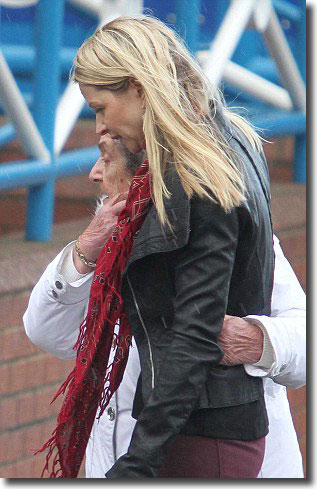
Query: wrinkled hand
219 315 264 366
74 193 127 273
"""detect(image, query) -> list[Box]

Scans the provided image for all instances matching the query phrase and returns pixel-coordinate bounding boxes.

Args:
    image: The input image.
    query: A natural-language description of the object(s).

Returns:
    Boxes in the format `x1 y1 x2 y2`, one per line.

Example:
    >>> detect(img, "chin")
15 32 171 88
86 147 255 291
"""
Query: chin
122 138 145 154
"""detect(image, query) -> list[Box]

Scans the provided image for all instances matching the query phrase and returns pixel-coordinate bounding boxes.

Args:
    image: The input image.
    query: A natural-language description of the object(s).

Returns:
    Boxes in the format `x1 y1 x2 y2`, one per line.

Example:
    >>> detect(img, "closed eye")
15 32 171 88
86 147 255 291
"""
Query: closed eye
100 156 110 166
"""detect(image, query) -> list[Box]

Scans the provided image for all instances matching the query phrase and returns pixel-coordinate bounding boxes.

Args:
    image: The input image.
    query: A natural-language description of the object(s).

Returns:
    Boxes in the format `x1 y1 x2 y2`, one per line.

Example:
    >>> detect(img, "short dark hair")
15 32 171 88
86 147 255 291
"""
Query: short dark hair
121 147 145 176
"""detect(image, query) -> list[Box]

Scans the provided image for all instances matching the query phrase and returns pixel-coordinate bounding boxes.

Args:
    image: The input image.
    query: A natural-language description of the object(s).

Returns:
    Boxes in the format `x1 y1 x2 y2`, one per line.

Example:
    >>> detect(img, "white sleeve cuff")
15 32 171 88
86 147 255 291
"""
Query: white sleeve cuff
60 242 90 284
243 317 276 377
42 241 94 305
244 317 275 369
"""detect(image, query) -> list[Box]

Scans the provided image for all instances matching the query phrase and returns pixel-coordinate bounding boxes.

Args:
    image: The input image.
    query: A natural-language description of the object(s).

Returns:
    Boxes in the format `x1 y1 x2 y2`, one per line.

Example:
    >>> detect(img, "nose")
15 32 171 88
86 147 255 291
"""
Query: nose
96 113 108 136
89 158 104 183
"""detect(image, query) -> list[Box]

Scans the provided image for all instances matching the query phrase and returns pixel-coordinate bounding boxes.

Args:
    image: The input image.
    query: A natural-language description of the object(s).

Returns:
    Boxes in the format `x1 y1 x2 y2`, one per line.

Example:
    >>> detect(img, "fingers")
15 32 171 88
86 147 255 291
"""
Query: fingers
99 193 128 215
111 192 129 204
112 199 127 215
224 314 235 321
104 192 128 207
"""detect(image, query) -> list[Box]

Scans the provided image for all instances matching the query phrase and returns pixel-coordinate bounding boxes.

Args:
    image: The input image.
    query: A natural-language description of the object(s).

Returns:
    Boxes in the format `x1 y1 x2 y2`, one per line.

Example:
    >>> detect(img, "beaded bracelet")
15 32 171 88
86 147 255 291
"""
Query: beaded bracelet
75 240 96 268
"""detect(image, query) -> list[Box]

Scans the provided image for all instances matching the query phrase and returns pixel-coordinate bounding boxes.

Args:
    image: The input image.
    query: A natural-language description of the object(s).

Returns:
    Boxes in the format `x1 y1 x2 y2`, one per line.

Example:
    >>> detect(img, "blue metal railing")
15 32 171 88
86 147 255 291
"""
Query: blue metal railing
24 0 64 241
0 0 306 241
0 146 99 191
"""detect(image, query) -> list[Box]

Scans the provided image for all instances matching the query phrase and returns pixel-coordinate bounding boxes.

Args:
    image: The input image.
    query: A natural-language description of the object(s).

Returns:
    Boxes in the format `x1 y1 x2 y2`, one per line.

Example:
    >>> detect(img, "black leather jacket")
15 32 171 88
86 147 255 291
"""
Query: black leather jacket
106 112 274 478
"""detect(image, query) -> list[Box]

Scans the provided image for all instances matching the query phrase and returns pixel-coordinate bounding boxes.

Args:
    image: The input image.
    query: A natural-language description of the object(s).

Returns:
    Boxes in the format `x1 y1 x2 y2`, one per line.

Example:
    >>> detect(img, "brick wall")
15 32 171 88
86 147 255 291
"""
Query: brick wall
0 127 306 478
0 296 75 476
0 220 93 478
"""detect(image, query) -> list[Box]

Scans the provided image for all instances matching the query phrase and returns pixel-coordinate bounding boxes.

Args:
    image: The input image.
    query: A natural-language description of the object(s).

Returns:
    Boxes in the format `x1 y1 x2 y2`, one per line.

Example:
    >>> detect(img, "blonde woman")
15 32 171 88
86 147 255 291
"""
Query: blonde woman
39 16 275 478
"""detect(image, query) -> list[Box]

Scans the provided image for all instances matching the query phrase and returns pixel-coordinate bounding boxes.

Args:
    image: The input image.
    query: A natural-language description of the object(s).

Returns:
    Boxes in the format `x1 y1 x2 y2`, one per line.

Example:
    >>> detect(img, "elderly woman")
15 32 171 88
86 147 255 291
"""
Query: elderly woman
37 15 276 478
72 138 144 275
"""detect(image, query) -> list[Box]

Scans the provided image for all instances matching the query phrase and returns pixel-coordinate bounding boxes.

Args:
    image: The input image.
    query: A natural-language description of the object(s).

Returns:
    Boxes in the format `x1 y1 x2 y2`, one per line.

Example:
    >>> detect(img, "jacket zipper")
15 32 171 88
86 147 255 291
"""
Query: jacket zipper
127 274 155 389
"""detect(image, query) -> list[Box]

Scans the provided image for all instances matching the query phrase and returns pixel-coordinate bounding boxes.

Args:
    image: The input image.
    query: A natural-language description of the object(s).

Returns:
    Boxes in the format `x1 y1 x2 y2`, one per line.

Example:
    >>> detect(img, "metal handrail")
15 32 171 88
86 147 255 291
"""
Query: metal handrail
0 50 50 161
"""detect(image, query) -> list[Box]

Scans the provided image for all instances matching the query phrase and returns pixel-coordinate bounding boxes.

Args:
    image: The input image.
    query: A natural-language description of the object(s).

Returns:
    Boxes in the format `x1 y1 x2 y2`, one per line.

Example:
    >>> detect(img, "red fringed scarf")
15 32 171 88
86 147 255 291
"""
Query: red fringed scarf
35 160 151 478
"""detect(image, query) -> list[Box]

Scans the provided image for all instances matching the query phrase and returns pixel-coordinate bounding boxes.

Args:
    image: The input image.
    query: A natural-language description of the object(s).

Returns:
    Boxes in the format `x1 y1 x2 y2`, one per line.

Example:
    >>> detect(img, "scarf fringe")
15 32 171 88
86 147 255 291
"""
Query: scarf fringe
50 369 75 406
73 313 89 352
33 428 63 478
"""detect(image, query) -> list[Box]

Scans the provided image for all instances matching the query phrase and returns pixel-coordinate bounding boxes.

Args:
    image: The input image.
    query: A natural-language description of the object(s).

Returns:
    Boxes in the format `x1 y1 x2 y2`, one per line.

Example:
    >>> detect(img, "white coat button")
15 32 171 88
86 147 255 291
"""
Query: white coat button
55 281 63 290
107 407 116 421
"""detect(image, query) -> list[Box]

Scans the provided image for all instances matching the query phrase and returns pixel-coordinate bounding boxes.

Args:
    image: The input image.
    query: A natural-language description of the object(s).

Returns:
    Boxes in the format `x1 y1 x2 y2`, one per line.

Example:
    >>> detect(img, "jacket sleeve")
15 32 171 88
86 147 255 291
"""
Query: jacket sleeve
244 235 306 388
23 242 93 360
106 198 238 478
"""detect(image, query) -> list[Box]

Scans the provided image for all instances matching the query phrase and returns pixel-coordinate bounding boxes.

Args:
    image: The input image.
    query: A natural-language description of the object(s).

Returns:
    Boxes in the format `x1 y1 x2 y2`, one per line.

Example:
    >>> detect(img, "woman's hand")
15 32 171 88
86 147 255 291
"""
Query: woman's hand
219 315 264 366
73 192 127 274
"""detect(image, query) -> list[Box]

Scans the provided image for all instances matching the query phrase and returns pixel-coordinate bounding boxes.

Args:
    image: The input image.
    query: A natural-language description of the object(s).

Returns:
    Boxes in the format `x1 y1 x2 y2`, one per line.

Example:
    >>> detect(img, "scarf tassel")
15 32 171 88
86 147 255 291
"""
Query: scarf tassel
50 369 75 406
33 428 62 478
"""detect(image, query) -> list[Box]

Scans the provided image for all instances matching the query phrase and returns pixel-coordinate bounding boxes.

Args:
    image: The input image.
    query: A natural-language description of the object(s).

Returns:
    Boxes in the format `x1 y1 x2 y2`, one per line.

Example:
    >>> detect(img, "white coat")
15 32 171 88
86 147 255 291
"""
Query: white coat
23 235 306 478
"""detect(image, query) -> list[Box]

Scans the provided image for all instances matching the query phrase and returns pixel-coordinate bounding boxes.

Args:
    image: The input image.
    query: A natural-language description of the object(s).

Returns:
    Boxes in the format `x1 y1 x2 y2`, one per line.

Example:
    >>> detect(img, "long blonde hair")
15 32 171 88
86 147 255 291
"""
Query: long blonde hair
73 15 262 225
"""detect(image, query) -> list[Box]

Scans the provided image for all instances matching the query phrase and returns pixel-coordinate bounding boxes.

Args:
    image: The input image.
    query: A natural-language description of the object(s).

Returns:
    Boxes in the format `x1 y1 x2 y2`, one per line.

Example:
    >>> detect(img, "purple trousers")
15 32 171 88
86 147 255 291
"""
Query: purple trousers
158 434 265 478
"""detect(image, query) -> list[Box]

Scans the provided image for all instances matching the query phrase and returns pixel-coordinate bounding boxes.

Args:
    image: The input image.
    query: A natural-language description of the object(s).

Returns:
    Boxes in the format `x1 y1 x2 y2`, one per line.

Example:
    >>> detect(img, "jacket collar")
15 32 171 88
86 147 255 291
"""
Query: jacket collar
126 165 190 270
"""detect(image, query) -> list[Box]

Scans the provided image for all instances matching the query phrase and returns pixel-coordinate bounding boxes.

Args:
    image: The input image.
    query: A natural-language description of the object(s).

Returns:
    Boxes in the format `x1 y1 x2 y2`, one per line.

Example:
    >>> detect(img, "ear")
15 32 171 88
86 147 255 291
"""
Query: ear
128 78 144 99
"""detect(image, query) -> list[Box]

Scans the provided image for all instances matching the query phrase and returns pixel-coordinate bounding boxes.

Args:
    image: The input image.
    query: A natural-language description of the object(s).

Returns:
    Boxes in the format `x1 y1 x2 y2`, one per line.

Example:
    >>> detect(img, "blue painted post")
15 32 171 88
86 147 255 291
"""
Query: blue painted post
174 0 202 53
294 0 306 183
26 0 65 241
